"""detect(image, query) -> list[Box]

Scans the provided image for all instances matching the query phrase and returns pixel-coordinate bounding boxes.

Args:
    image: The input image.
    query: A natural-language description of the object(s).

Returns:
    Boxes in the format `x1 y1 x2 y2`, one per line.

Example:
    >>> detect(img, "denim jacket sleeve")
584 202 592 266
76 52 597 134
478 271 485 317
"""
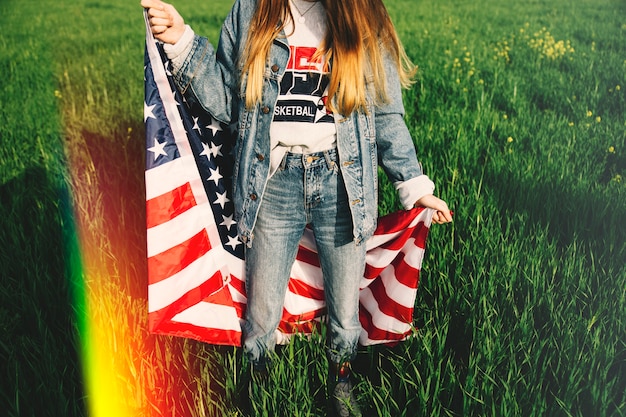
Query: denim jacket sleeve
168 0 249 124
373 51 435 208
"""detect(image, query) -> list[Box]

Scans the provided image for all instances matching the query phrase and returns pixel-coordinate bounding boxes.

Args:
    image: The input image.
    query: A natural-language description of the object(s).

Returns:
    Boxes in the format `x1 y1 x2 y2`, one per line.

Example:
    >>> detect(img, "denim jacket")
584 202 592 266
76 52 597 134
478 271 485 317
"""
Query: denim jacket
169 0 433 246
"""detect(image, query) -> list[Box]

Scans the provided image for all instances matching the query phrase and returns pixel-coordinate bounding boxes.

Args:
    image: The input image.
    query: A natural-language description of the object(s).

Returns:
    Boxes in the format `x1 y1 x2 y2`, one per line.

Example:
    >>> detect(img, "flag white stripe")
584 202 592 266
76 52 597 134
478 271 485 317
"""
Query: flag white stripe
284 291 325 316
145 156 199 199
366 246 404 269
229 283 247 304
365 229 405 251
365 214 431 250
148 252 224 312
146 203 216 257
379 267 419 308
172 302 241 331
290 261 324 290
359 286 410 332
366 238 425 272
400 238 426 270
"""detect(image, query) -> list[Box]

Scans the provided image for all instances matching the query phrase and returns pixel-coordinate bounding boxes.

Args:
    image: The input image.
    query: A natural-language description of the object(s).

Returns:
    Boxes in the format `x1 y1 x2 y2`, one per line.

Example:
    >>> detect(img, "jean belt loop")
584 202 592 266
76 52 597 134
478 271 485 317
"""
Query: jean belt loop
323 149 335 170
279 151 288 170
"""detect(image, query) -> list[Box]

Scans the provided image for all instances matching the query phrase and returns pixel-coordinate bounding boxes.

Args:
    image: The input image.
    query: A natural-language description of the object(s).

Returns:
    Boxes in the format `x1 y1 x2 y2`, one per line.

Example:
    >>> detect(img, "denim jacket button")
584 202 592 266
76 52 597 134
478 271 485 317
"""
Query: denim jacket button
262 106 270 114
256 153 265 161
271 64 279 72
250 193 258 200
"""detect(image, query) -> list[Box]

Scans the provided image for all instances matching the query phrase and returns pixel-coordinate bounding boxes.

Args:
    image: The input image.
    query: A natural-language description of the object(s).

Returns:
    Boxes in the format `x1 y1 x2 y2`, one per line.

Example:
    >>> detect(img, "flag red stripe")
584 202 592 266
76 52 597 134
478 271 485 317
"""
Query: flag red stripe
149 270 224 327
364 242 422 281
295 245 321 267
229 275 246 297
146 182 196 228
375 207 419 234
201 285 235 306
147 229 212 284
288 278 325 301
367 278 414 323
280 307 325 328
377 227 416 251
232 301 246 319
359 303 412 345
391 253 421 289
413 224 429 249
364 263 383 279
152 320 242 346
278 318 322 335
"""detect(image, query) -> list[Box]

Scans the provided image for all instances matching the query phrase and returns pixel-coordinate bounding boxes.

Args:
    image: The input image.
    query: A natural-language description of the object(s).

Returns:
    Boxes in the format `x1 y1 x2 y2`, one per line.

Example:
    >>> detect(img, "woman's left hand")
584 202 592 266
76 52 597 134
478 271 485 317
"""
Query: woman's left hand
414 194 453 224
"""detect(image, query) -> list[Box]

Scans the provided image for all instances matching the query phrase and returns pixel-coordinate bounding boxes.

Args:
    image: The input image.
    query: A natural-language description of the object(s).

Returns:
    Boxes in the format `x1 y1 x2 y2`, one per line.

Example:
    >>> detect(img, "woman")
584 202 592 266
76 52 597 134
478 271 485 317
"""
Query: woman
142 0 452 414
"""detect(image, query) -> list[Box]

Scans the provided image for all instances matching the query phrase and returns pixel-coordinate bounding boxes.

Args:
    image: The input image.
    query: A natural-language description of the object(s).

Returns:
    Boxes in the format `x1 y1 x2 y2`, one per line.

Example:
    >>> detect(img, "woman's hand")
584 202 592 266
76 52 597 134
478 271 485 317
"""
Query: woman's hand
415 194 453 224
141 0 186 44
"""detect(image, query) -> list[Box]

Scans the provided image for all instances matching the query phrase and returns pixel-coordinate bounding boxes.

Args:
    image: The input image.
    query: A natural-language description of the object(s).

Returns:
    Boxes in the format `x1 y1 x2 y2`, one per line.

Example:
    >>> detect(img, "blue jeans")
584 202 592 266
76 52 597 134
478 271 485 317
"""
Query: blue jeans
243 148 365 367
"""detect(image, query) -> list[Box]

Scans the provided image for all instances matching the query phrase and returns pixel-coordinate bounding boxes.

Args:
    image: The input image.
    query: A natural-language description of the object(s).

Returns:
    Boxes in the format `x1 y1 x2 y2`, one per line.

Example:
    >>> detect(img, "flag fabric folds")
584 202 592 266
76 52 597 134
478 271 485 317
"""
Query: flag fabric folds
144 15 433 347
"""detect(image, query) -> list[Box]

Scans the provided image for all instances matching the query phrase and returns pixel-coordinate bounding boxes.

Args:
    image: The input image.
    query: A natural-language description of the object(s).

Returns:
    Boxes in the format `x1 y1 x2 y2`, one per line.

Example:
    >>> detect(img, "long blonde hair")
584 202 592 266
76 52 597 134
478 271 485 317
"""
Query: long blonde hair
240 0 416 115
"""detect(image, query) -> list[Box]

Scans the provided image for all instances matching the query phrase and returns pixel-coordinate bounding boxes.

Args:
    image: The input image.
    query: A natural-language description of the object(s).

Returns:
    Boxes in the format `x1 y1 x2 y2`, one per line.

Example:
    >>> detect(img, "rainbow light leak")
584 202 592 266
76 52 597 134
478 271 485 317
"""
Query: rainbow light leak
64 131 205 416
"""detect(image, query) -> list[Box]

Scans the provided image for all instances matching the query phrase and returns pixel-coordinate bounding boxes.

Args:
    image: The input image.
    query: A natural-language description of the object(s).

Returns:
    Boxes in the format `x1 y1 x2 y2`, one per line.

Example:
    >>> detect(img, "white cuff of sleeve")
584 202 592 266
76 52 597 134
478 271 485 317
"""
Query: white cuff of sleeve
163 25 195 60
394 175 435 210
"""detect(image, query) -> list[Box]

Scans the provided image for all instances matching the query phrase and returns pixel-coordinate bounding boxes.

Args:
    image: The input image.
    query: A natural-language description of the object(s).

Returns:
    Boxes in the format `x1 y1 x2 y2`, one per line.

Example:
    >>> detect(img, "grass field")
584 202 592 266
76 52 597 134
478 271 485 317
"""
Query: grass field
1 0 624 416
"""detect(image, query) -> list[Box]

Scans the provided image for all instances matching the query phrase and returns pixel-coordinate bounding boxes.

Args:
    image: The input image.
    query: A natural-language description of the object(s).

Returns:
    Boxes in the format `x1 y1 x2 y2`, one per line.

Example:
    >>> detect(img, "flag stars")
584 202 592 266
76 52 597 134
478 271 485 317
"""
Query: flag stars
207 167 223 185
147 138 168 160
206 117 223 135
199 142 212 160
199 142 223 160
210 142 223 158
225 234 241 250
220 214 237 231
144 102 157 122
213 191 230 209
192 116 201 133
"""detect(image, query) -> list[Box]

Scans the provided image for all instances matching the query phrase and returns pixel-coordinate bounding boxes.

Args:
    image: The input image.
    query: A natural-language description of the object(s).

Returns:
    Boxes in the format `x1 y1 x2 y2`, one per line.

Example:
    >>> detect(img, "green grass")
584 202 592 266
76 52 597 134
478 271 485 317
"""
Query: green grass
0 1 86 416
1 0 625 416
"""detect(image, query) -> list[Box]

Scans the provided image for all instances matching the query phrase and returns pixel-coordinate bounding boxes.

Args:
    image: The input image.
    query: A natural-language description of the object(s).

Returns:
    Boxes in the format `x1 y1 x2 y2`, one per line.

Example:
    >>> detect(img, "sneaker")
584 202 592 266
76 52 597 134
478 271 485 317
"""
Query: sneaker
330 362 362 417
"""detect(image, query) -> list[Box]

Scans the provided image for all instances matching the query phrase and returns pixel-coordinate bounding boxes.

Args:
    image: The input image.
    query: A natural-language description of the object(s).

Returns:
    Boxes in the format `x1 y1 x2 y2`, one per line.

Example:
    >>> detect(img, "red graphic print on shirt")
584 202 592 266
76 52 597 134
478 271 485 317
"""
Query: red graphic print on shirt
273 45 333 124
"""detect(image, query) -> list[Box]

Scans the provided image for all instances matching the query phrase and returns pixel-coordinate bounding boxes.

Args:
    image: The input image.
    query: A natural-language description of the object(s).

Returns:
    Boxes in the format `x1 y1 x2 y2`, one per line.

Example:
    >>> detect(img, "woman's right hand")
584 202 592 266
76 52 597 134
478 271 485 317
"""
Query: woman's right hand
141 0 186 44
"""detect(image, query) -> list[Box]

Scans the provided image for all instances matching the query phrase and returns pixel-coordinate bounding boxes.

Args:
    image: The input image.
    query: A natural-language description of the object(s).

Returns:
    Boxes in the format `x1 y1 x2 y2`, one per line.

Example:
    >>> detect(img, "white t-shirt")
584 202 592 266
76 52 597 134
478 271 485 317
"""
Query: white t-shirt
269 0 336 173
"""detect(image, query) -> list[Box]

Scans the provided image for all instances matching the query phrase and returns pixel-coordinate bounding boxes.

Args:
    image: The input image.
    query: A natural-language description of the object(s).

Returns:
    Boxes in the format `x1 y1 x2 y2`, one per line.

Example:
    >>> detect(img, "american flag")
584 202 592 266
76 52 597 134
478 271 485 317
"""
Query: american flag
144 14 434 347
